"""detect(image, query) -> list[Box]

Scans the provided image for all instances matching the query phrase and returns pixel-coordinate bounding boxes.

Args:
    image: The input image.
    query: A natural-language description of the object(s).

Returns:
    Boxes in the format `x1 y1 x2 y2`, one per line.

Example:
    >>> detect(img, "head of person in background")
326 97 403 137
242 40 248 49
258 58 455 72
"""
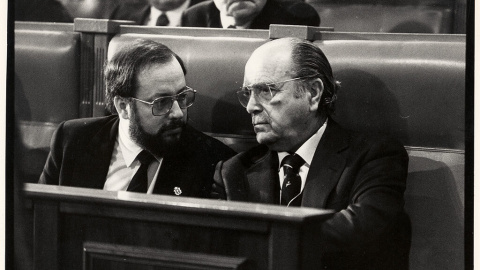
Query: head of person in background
181 0 320 29
110 0 206 27
105 39 191 156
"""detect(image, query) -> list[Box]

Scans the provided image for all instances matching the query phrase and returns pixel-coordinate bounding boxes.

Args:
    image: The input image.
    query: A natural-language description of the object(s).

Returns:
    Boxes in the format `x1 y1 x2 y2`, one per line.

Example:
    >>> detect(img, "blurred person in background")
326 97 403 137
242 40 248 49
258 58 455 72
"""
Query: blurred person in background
110 0 206 27
181 0 320 29
15 0 73 22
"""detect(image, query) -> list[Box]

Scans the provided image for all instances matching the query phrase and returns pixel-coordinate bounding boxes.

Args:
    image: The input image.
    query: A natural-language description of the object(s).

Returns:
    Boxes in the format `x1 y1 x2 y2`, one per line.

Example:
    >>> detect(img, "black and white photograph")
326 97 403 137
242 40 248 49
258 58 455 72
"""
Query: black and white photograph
6 0 473 269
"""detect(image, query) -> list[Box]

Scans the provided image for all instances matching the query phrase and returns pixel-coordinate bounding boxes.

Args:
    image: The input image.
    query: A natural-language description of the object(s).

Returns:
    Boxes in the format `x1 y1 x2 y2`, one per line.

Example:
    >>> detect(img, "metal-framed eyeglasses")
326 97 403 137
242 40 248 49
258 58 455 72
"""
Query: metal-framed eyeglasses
131 87 196 116
236 74 319 108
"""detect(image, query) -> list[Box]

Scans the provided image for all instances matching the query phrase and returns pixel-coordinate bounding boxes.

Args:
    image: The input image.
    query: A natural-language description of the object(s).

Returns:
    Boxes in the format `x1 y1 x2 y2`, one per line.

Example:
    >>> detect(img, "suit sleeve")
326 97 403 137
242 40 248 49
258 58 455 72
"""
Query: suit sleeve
108 5 120 20
284 1 320 27
38 122 66 185
211 160 228 199
319 139 409 252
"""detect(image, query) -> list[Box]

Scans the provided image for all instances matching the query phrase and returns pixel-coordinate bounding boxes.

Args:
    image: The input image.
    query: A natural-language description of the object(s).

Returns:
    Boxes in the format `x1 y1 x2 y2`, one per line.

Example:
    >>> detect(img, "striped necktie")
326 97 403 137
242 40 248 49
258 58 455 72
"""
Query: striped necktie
280 154 304 206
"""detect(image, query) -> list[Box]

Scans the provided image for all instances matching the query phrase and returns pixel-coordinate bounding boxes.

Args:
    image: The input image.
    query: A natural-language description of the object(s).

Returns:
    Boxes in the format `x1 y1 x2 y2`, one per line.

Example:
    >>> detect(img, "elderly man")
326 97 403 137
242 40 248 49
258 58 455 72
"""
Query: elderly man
110 0 205 27
181 0 320 29
212 38 410 269
39 39 235 197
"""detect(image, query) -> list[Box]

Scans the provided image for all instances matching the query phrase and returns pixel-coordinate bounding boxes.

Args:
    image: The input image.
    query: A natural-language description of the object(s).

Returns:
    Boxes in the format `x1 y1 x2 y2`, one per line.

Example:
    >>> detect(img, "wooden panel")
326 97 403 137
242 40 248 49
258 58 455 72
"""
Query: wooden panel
33 201 59 270
25 184 334 270
83 242 248 270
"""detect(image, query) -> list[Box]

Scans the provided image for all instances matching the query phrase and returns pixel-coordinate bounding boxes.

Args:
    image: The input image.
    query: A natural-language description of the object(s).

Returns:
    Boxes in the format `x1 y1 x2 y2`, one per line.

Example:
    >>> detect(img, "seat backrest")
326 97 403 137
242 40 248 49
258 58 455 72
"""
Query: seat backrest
108 31 465 270
15 22 81 181
305 3 453 33
108 32 465 150
405 147 464 269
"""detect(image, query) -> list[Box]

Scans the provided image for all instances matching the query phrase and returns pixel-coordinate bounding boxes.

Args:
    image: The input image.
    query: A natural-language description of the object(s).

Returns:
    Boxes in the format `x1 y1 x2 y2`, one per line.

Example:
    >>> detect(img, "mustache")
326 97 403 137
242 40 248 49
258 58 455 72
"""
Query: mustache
159 120 185 132
252 114 270 125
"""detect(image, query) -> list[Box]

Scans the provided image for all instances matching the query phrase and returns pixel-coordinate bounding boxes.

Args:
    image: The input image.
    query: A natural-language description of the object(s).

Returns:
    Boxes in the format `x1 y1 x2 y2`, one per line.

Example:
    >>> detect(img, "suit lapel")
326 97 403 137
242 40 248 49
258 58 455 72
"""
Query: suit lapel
72 117 118 189
189 0 205 7
302 121 349 208
207 2 223 28
138 6 151 25
154 154 193 196
251 0 275 29
245 149 280 204
152 125 199 196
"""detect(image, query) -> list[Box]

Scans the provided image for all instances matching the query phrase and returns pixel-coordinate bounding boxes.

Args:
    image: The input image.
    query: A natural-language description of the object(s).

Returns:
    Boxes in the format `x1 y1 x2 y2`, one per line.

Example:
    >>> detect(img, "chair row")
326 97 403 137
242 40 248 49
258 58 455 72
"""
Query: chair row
14 20 466 270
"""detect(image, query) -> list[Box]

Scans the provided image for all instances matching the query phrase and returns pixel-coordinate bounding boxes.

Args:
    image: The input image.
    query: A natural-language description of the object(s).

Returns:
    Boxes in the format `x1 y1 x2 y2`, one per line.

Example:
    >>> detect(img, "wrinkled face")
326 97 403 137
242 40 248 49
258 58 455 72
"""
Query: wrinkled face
127 60 188 155
148 0 187 11
213 0 267 25
243 44 317 152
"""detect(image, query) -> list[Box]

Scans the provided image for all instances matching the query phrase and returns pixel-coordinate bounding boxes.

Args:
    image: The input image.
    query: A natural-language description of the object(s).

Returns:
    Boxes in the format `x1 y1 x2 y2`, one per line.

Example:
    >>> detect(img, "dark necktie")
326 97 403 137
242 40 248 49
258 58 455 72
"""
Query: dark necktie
156 12 169 26
280 154 305 206
127 150 155 193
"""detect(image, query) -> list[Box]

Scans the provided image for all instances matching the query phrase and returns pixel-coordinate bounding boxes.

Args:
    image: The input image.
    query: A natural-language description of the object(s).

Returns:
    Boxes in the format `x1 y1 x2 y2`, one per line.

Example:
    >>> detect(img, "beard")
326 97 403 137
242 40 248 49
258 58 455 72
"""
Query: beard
128 106 185 156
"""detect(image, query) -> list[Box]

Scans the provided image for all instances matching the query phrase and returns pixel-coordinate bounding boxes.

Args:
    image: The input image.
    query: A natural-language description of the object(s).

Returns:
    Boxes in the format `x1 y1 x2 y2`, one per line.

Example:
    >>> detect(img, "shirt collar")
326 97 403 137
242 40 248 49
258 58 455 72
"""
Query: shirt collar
118 117 143 167
277 119 328 169
148 0 191 27
219 13 251 29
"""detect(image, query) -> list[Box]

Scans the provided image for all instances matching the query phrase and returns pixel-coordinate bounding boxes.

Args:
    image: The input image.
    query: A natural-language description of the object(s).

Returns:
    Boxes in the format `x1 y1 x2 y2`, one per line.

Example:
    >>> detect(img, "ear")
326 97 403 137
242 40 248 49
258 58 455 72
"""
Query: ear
114 96 131 120
307 78 323 112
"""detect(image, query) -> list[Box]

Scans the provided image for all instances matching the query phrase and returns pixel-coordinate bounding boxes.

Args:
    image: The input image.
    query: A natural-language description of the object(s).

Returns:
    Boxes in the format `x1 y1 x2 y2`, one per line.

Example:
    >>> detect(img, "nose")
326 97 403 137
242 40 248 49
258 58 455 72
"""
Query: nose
168 100 184 119
246 93 262 114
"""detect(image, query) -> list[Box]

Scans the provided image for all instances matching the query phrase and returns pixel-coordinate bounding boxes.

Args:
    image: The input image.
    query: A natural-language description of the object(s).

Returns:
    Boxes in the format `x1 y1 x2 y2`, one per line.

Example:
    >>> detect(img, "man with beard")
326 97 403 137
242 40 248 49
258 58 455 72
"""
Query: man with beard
39 39 235 198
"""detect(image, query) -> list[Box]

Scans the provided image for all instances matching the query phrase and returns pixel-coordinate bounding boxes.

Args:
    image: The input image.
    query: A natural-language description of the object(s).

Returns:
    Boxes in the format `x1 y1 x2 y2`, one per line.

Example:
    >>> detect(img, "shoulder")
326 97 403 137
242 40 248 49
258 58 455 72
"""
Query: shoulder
57 115 118 139
184 0 215 13
182 0 217 25
189 0 209 7
328 120 408 163
182 125 236 159
222 144 270 169
260 0 320 27
111 2 149 12
109 2 149 21
62 115 118 130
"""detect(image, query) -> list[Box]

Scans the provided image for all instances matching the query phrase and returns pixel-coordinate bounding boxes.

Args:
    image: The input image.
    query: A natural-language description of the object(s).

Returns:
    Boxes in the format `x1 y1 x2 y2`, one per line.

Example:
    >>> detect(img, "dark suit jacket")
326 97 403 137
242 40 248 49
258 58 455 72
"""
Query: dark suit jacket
39 115 235 198
213 120 411 269
15 0 73 23
109 0 206 25
181 0 320 29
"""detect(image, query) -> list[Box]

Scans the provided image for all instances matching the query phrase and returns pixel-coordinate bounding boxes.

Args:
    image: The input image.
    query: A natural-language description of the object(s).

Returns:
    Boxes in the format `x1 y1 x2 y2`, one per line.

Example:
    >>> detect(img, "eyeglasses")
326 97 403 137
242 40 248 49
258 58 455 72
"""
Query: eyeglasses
131 87 196 116
236 74 319 108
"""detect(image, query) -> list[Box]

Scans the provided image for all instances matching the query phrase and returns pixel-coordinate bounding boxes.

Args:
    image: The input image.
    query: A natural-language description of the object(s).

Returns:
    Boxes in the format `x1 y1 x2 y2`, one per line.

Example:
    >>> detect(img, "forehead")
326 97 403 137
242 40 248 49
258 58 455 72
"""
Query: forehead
244 45 295 85
135 60 186 99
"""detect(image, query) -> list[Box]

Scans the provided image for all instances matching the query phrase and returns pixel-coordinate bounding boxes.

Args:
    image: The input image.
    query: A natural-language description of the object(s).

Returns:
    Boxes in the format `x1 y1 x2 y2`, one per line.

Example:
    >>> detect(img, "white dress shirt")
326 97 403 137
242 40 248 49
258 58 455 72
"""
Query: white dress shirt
103 117 162 194
219 13 251 29
145 0 191 27
277 119 328 193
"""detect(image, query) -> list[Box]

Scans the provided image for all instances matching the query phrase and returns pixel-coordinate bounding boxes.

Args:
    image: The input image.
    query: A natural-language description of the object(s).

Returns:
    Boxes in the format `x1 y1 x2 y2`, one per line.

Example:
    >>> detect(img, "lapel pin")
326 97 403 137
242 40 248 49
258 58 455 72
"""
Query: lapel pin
173 187 182 196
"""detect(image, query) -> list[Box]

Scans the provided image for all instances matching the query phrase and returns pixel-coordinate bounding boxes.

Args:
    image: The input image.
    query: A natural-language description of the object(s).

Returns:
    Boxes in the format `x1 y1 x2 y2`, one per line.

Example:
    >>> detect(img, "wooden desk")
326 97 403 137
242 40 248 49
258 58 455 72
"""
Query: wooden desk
25 183 334 270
